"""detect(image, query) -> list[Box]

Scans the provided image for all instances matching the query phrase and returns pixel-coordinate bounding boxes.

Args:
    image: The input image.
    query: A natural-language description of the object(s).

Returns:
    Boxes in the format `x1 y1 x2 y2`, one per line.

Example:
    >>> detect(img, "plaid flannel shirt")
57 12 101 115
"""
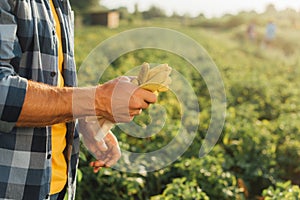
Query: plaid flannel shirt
0 0 79 199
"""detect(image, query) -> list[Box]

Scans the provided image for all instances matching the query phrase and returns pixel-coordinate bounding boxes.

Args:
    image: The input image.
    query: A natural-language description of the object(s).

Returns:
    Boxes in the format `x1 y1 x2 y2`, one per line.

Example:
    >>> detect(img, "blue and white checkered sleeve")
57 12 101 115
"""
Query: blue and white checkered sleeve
0 65 27 133
0 1 28 133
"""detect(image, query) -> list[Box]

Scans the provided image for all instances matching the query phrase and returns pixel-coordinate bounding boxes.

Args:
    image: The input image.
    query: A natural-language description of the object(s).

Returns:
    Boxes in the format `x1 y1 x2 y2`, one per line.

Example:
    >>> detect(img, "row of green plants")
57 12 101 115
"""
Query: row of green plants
74 11 300 199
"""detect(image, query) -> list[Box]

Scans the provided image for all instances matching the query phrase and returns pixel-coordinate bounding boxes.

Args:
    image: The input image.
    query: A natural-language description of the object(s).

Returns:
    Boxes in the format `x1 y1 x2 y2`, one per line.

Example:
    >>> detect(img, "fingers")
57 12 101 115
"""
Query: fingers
103 147 121 167
123 88 156 120
103 130 119 145
118 76 158 106
93 166 101 173
130 88 156 108
90 160 105 167
89 131 121 173
139 100 151 110
136 88 157 105
89 161 105 173
129 108 142 117
95 76 157 123
90 146 121 173
102 133 121 167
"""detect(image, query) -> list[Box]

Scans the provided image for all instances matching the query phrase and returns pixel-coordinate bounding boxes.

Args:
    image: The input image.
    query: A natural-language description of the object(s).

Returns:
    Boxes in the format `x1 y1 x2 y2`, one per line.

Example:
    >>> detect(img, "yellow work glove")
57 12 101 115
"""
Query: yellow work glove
131 62 172 95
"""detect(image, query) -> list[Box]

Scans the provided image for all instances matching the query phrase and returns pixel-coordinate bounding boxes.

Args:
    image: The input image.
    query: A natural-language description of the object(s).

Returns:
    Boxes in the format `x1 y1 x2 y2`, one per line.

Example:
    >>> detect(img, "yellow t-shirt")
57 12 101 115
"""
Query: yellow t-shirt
49 0 68 195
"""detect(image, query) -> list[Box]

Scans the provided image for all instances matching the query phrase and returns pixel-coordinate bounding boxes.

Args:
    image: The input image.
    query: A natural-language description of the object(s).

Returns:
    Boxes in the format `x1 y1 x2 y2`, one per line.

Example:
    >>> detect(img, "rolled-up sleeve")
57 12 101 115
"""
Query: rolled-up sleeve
0 1 28 132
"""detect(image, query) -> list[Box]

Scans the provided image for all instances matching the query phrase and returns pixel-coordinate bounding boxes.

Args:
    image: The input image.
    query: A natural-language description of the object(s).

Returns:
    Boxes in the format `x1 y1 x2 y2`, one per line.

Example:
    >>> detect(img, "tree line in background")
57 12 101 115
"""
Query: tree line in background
69 1 299 26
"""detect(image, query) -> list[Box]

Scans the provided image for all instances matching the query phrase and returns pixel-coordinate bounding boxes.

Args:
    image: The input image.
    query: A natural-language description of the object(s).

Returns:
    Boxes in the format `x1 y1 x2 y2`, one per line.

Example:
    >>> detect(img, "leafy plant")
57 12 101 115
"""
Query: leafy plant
262 181 300 200
150 177 210 200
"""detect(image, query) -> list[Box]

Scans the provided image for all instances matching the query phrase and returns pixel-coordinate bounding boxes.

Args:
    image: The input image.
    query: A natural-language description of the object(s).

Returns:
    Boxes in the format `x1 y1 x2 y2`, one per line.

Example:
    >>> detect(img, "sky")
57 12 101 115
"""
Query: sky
100 0 300 18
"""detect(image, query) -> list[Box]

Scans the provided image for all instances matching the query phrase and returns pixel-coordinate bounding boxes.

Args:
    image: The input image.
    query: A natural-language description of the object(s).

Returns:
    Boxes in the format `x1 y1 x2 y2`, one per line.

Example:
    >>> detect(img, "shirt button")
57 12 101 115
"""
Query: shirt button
50 72 56 77
52 30 55 35
47 154 51 159
45 194 49 199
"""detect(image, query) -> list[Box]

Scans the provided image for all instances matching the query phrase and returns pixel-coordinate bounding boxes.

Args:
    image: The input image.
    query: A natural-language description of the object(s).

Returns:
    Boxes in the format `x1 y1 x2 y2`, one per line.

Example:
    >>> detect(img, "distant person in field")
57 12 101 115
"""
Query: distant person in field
0 0 156 199
264 21 276 46
246 22 256 42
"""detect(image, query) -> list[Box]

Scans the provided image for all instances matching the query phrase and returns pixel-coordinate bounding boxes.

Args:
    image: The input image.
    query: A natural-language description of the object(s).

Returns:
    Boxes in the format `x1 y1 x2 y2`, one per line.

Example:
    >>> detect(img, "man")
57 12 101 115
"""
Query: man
0 0 156 199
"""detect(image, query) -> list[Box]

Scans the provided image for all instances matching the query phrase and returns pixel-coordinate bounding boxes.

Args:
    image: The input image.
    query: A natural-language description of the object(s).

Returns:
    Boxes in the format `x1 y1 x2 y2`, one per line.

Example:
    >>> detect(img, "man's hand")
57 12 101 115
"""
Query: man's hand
79 118 109 153
89 131 121 173
78 119 121 173
95 76 157 123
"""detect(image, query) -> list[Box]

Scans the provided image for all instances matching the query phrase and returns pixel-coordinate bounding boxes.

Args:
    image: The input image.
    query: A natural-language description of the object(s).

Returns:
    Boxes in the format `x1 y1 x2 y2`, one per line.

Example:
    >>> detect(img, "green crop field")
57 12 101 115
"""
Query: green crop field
74 10 300 200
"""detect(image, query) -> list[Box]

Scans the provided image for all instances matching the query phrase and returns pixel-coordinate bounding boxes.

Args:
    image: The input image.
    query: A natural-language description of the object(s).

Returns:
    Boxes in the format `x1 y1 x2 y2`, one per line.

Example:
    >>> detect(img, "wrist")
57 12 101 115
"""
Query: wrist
72 86 98 118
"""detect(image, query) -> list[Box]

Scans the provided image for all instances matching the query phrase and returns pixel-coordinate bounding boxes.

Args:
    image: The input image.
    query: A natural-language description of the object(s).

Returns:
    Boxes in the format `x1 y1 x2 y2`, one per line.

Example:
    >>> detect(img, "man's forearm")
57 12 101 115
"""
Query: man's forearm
16 77 157 127
16 80 96 127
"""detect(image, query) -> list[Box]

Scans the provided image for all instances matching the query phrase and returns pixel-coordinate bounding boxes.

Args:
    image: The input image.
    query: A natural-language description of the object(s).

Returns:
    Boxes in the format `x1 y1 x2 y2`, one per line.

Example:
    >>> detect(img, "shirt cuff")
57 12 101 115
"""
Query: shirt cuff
0 71 28 133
